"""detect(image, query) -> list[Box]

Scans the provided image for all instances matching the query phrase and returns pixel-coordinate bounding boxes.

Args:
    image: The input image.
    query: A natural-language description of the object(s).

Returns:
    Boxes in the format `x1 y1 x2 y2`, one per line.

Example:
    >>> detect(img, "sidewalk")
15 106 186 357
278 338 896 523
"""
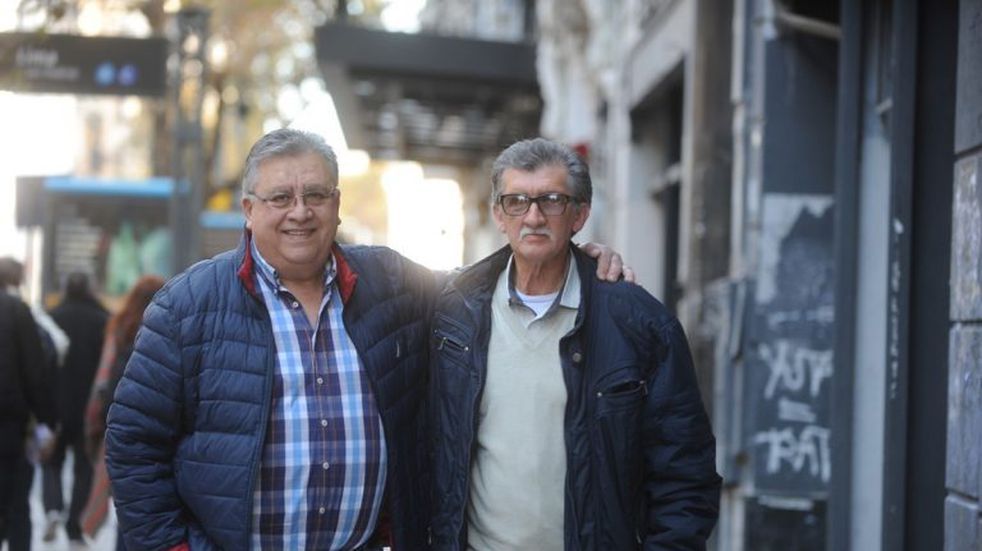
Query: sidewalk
15 452 117 551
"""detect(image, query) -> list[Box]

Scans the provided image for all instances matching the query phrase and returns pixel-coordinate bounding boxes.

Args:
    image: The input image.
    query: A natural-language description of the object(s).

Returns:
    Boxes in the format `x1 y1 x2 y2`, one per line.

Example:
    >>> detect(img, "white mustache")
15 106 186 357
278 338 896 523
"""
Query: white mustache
520 227 552 239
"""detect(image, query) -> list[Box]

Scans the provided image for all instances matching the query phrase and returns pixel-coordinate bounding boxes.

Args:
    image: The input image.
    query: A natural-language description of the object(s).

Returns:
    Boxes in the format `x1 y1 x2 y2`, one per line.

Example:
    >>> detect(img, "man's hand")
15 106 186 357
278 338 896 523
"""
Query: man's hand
35 423 58 463
579 242 636 283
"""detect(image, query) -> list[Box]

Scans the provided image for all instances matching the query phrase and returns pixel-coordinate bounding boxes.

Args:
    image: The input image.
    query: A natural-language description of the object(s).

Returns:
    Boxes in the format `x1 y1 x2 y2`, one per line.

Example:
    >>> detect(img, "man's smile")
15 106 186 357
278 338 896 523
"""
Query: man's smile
282 228 315 237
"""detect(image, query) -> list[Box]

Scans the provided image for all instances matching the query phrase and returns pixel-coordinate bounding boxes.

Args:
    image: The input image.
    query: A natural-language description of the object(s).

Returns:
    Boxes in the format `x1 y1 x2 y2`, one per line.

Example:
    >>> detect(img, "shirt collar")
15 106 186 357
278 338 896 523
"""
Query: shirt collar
250 239 336 295
504 251 580 318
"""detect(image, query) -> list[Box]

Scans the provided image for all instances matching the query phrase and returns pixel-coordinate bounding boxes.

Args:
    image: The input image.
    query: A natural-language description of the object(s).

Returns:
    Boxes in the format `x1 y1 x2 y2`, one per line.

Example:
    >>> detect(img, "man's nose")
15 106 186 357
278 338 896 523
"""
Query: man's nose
286 196 313 218
523 201 547 225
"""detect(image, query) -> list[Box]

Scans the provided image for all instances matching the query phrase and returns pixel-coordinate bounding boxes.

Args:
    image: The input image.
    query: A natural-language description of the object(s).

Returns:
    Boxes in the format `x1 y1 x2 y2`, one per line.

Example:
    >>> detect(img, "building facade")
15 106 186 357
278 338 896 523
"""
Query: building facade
535 0 977 549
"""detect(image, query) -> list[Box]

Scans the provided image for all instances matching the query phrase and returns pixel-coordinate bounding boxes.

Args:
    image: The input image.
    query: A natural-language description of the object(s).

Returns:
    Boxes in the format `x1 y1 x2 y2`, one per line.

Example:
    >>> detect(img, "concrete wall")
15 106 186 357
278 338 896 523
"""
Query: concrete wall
946 1 982 549
947 157 982 551
947 152 982 550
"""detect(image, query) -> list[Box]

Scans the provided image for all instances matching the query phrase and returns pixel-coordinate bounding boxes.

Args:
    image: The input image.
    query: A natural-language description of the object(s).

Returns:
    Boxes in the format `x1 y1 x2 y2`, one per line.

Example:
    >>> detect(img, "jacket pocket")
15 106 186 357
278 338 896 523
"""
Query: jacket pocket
432 313 472 370
594 367 648 417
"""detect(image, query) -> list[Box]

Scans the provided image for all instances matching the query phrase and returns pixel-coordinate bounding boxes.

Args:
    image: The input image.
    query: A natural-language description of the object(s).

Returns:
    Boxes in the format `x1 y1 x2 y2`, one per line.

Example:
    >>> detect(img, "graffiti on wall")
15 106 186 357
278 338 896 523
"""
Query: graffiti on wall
748 193 835 495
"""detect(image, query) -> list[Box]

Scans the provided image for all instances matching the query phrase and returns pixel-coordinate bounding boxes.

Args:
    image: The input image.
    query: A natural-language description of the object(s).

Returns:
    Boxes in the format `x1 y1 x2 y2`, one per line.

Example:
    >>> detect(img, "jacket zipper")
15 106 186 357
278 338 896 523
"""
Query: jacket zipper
561 341 580 550
559 310 586 550
437 334 469 353
450 305 489 549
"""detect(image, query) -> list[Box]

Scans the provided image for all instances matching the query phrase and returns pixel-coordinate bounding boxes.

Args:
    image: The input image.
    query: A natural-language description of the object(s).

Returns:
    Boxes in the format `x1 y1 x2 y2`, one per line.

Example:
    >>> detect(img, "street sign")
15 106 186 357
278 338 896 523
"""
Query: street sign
0 32 167 97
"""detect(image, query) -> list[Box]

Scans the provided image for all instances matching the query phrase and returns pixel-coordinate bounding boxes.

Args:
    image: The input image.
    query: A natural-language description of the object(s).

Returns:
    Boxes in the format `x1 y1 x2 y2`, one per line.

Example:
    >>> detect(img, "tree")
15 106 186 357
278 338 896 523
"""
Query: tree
10 0 393 195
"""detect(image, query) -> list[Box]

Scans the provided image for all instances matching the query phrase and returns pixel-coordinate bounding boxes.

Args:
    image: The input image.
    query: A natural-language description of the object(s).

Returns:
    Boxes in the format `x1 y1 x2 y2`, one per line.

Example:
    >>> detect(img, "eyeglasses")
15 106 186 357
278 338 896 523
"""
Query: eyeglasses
248 188 337 209
498 193 579 216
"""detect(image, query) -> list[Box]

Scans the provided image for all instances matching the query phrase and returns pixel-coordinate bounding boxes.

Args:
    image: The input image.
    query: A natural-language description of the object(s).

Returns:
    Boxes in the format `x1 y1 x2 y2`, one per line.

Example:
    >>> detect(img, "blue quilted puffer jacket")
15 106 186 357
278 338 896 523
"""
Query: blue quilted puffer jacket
106 234 437 550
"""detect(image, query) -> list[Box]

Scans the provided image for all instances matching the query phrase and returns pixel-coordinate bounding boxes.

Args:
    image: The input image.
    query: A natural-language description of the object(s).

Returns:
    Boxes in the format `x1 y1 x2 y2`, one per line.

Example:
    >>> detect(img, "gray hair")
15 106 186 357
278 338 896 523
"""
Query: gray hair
490 138 592 204
241 128 339 194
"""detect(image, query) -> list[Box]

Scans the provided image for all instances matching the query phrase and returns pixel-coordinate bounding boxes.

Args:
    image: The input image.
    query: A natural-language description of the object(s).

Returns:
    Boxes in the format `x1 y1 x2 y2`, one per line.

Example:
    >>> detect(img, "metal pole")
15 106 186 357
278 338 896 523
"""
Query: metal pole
762 0 842 41
775 9 841 41
828 1 863 549
169 7 210 273
881 0 918 548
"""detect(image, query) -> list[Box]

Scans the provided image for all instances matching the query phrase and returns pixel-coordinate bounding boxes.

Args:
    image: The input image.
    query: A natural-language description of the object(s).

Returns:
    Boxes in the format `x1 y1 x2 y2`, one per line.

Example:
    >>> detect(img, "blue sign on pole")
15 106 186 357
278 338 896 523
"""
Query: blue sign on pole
0 32 168 97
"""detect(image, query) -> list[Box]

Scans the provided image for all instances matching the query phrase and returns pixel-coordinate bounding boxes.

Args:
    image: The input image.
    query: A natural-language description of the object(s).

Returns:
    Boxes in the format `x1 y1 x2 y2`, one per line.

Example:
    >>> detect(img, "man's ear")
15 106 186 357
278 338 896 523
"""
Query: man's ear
572 203 591 234
332 188 342 225
242 195 255 230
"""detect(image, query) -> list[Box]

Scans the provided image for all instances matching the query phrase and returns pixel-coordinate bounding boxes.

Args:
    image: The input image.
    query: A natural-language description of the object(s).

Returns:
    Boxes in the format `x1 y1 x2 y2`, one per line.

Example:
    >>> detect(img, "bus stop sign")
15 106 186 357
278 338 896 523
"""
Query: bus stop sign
0 32 167 97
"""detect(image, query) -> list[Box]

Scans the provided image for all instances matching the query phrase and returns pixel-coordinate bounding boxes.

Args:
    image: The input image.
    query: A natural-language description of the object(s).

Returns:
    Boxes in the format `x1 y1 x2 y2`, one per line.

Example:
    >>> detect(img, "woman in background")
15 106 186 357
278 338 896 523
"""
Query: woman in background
80 275 165 550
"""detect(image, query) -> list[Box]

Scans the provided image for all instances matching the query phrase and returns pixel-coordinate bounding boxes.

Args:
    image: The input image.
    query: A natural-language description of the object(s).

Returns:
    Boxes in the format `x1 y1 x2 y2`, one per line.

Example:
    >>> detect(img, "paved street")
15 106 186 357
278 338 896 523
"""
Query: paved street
3 452 117 551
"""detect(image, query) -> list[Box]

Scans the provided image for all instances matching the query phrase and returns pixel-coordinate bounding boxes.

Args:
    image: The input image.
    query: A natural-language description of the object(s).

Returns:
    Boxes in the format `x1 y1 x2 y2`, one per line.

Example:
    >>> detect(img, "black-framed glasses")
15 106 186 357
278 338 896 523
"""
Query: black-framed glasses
248 188 337 209
498 193 579 216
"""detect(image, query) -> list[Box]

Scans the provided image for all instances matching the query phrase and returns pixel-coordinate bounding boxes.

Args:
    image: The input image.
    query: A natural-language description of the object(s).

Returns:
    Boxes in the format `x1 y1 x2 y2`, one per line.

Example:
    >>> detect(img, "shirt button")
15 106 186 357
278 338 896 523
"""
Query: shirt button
319 507 326 515
317 377 324 385
322 461 330 470
571 351 583 363
291 301 299 309
320 419 328 427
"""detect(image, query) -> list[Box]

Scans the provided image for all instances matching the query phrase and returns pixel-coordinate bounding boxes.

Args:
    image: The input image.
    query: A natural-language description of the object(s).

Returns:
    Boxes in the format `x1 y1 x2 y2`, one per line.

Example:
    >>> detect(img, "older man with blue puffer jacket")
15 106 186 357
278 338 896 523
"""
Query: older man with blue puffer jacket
106 129 439 551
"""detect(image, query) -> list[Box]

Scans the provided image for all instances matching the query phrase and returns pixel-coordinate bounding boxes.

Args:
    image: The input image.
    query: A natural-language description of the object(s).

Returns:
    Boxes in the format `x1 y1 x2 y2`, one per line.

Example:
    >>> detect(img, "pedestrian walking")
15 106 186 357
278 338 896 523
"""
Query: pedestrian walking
0 287 57 551
0 257 61 551
0 257 69 408
43 272 109 544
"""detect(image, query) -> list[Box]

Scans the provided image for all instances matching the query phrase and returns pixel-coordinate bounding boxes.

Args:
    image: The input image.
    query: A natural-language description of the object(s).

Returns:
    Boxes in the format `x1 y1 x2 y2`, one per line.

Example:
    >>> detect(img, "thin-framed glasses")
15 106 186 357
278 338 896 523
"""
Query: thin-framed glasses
248 188 337 209
498 193 578 216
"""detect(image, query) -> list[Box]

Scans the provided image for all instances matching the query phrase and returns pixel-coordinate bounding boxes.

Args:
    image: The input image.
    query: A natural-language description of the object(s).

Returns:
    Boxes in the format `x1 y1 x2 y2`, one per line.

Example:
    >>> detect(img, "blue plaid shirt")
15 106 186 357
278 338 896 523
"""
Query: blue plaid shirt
250 242 387 550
